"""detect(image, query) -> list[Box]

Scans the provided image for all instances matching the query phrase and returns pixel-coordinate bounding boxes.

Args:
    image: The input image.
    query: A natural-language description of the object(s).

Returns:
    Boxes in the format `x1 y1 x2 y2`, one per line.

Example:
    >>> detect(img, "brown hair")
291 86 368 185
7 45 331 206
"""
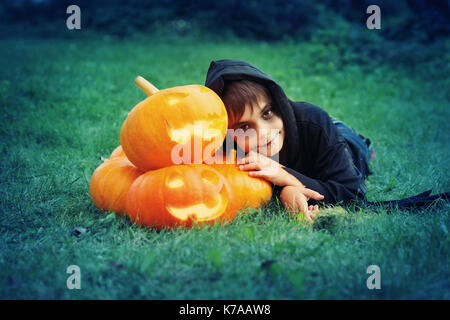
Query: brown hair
222 80 277 126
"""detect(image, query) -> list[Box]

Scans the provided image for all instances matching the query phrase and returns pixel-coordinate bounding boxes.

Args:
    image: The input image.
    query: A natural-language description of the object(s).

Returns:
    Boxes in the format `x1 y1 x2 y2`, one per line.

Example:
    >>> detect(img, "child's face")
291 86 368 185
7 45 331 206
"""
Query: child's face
229 94 285 157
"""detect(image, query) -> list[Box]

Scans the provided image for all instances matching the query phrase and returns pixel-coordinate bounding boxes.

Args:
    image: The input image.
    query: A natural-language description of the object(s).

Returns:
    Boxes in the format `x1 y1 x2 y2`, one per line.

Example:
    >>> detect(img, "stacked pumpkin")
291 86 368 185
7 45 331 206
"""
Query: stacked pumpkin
89 76 272 229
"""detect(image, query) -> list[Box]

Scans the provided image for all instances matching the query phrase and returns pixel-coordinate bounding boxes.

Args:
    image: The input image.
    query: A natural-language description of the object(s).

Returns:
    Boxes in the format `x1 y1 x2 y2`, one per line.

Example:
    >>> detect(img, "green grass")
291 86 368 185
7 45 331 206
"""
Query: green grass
0 33 449 299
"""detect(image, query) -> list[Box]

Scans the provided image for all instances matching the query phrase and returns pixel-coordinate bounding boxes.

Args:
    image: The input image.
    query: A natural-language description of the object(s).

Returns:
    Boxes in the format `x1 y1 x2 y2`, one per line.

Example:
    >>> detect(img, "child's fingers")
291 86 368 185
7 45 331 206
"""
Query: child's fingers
237 151 267 165
295 196 309 218
248 170 272 179
237 157 254 166
303 188 324 201
307 209 319 222
306 205 320 222
238 162 261 171
305 212 313 223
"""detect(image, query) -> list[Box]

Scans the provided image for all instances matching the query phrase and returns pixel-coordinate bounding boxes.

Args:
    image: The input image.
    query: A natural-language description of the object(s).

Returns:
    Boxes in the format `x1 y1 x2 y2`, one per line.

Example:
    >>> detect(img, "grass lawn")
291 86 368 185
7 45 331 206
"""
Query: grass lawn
0 33 449 299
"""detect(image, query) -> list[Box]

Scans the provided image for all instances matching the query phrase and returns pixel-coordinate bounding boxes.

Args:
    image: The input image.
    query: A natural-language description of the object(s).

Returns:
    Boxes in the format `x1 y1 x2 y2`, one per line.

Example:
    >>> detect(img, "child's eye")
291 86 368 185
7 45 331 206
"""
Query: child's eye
240 124 250 131
262 110 273 120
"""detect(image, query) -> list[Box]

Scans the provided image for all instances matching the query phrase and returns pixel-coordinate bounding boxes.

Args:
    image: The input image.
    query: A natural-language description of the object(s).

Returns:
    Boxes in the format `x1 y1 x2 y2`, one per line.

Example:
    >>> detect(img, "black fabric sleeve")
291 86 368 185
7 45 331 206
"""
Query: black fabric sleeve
281 164 364 206
276 120 367 206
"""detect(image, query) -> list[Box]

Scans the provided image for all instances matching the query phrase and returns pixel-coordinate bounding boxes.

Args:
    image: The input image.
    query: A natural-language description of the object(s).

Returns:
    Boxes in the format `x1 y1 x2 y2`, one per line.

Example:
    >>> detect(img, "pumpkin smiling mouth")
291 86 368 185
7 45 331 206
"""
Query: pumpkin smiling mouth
165 191 228 222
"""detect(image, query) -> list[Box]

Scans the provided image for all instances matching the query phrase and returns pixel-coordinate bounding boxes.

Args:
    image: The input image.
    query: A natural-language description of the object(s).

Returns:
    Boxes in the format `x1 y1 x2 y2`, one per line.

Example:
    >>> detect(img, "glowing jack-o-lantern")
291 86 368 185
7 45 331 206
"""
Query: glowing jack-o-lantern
120 79 228 171
90 158 143 215
125 164 234 229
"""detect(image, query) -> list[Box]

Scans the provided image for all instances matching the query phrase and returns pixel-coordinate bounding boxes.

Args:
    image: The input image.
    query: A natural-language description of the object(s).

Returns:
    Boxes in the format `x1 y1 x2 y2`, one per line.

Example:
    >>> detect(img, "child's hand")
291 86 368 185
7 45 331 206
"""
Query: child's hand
280 185 323 223
237 151 297 186
237 150 281 182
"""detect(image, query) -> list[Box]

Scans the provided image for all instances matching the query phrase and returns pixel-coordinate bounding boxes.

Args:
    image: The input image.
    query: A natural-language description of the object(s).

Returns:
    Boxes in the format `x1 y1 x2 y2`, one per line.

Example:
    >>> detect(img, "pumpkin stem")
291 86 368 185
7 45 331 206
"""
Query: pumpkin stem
135 76 159 96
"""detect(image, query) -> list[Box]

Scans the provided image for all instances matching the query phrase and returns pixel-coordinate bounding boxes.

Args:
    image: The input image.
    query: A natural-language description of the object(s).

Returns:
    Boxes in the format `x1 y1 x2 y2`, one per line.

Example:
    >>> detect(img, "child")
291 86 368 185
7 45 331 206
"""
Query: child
205 59 374 221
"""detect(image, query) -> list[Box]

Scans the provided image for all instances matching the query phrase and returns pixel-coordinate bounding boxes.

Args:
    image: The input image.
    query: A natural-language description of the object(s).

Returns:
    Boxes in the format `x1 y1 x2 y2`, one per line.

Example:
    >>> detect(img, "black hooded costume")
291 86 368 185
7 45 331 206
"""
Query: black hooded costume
205 59 367 206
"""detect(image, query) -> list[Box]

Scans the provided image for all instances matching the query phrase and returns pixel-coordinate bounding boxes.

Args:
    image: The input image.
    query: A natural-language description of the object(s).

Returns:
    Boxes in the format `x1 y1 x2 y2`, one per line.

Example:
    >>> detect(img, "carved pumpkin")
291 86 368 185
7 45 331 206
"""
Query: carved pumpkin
125 164 234 229
90 158 143 215
91 77 272 229
120 84 228 171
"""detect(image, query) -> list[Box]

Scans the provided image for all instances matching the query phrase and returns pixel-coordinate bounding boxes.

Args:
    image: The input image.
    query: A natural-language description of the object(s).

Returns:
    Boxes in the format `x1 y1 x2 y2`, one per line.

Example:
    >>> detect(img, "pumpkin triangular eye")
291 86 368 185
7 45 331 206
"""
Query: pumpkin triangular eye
164 92 189 106
201 169 220 185
165 173 185 188
165 119 191 145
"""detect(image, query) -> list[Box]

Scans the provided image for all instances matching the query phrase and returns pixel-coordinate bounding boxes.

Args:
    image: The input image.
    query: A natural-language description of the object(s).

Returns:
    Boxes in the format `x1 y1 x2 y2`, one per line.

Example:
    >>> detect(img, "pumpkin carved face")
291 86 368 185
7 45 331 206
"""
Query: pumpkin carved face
120 85 228 171
126 164 234 229
90 158 143 215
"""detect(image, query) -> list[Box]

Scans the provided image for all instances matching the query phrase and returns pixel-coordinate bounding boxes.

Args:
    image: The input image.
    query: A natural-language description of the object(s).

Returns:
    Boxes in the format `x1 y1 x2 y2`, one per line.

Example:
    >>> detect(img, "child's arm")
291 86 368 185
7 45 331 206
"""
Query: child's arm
280 141 365 206
279 101 368 206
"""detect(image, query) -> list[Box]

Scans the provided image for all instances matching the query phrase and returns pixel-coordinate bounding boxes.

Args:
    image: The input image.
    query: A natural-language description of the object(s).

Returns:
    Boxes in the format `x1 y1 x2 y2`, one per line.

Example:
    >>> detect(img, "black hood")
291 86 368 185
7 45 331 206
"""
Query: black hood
204 59 299 167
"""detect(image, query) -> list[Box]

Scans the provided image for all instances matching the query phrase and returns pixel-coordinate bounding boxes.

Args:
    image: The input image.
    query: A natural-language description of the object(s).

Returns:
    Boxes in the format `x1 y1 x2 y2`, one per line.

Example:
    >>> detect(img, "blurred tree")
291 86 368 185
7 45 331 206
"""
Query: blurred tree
406 0 450 41
0 0 447 41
